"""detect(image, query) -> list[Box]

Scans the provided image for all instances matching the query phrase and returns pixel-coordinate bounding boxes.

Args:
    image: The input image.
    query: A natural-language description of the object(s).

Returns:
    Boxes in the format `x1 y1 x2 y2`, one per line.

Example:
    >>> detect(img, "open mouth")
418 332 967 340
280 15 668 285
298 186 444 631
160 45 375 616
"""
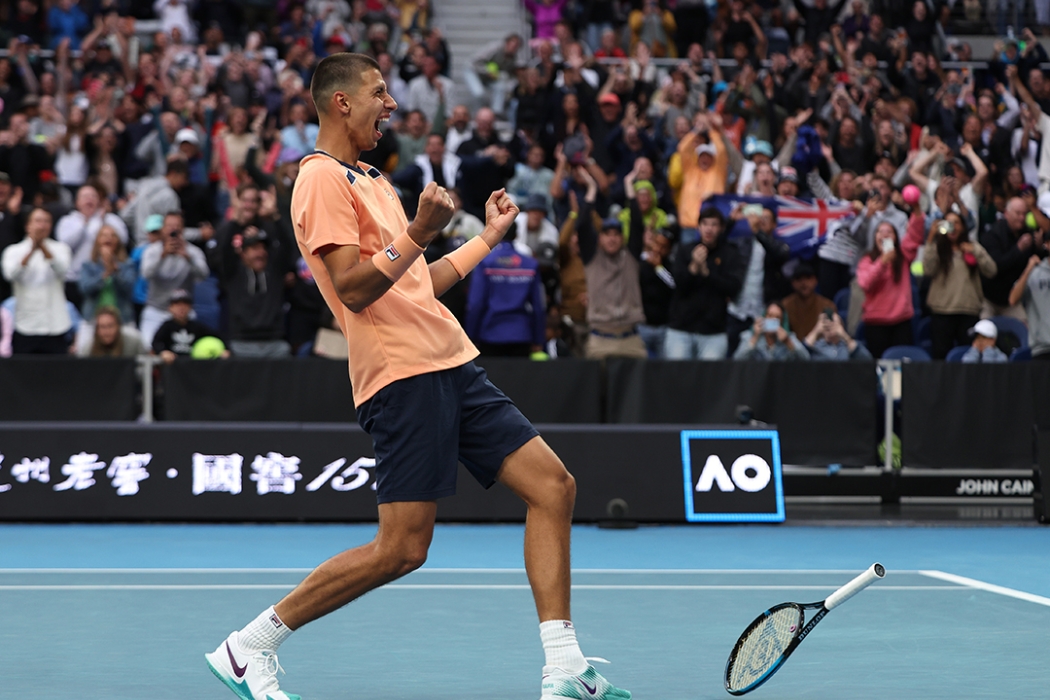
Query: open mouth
374 116 389 140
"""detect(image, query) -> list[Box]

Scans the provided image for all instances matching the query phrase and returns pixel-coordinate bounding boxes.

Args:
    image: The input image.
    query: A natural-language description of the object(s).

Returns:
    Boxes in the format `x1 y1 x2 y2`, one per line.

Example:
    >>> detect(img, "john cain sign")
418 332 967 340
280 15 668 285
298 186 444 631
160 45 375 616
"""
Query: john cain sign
681 430 785 522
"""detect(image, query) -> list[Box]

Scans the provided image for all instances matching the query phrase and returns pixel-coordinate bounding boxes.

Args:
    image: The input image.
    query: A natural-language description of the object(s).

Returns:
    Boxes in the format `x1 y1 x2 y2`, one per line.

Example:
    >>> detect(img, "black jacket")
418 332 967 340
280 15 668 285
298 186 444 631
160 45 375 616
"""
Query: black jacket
668 234 746 335
980 219 1032 306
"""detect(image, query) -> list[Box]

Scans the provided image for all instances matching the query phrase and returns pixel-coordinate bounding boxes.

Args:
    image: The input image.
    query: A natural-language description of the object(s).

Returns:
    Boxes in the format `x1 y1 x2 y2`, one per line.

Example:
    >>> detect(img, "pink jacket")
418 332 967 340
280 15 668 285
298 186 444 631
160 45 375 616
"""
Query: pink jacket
855 213 924 325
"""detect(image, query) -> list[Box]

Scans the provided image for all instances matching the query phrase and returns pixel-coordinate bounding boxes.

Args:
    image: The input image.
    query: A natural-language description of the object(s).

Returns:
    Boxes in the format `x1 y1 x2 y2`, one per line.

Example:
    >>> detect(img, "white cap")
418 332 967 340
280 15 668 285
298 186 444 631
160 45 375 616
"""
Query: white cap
970 319 998 339
174 128 200 146
696 143 717 157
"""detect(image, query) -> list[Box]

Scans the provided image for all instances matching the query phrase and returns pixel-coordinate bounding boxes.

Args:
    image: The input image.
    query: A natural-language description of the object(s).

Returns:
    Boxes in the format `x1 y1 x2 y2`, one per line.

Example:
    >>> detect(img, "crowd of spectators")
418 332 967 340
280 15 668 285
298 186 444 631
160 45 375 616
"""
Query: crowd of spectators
0 0 1049 368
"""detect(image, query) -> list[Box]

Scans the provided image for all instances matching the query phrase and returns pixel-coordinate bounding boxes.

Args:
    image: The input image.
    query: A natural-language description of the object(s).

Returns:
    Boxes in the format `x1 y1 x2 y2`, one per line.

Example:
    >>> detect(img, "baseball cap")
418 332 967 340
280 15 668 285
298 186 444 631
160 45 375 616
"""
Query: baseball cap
744 138 774 159
0 172 11 183
144 214 165 233
598 93 621 107
524 193 548 212
778 166 800 184
242 230 269 247
600 217 621 231
168 289 193 305
696 143 717 157
970 319 998 339
174 128 200 146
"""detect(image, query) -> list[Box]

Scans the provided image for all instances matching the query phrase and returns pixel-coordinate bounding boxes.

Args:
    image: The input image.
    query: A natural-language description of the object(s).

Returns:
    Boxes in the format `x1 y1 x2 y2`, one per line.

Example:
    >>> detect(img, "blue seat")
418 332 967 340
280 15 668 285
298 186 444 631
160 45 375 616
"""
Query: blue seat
990 316 1028 349
193 276 222 333
882 345 932 362
1010 346 1032 362
914 316 931 353
945 346 969 362
833 287 850 319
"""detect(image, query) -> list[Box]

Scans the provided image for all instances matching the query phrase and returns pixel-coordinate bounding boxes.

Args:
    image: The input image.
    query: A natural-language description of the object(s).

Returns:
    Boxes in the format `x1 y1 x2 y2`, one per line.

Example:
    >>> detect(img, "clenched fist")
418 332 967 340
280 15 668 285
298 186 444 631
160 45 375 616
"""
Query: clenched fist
409 182 456 247
480 188 519 248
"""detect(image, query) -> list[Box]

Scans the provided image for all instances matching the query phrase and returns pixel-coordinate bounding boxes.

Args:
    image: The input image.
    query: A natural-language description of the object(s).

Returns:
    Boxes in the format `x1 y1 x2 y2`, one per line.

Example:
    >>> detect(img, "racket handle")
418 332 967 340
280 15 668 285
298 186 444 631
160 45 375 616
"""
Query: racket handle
825 563 886 610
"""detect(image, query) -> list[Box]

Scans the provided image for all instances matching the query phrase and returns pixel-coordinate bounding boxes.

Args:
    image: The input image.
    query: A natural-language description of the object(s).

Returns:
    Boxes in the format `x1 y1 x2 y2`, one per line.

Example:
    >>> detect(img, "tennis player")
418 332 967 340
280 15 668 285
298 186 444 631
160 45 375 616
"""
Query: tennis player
205 53 631 700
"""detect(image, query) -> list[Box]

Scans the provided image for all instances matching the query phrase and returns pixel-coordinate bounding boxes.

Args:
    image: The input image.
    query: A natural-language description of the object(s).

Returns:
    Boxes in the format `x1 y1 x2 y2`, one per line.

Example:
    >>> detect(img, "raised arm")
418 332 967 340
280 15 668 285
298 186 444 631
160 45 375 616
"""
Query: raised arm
429 189 520 298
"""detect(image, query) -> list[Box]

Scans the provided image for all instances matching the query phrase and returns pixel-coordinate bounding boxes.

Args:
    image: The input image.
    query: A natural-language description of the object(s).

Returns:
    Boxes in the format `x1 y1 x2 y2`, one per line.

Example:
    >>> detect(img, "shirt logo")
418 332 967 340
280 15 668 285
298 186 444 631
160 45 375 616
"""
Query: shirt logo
384 244 400 261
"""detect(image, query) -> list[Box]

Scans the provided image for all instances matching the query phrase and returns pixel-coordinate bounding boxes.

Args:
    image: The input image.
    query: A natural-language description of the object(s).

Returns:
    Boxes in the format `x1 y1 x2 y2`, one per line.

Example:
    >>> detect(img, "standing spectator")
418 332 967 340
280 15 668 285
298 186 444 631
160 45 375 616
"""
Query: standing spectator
523 0 568 40
846 175 909 258
803 311 873 360
733 301 811 360
959 319 1008 363
507 144 555 212
855 214 924 358
0 111 54 204
1009 249 1050 361
76 306 145 358
576 195 648 359
674 113 729 244
55 185 130 310
405 54 453 128
119 159 188 244
922 212 997 359
391 133 461 217
1 208 72 354
637 226 675 359
981 197 1038 322
780 263 837 340
512 194 560 257
78 224 137 324
392 109 429 174
280 102 320 154
666 207 745 360
210 183 288 273
152 288 223 362
47 0 90 50
138 211 210 347
443 104 474 158
215 229 293 357
465 34 522 117
465 229 546 356
0 176 26 302
155 0 198 43
726 208 792 355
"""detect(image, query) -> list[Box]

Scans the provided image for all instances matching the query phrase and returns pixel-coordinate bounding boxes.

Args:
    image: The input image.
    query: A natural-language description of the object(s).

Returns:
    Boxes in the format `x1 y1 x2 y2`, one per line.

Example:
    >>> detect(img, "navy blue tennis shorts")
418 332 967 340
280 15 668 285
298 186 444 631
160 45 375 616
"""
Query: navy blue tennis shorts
355 361 540 504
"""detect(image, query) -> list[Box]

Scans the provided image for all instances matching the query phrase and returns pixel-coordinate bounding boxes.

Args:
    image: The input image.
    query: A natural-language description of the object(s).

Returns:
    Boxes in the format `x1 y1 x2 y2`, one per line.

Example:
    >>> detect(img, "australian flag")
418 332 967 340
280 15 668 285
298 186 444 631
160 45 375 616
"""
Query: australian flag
705 194 855 258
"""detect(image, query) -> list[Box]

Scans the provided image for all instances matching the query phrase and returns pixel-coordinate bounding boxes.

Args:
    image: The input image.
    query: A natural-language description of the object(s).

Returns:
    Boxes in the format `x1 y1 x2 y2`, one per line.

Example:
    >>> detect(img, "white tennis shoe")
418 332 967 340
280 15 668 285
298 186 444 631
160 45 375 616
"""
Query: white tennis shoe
541 664 632 699
205 632 301 700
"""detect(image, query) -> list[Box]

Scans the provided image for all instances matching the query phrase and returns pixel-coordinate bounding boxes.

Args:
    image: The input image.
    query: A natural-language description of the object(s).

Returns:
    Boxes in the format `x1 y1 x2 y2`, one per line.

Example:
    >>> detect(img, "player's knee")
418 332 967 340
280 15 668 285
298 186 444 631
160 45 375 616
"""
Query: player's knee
546 464 576 510
390 541 429 577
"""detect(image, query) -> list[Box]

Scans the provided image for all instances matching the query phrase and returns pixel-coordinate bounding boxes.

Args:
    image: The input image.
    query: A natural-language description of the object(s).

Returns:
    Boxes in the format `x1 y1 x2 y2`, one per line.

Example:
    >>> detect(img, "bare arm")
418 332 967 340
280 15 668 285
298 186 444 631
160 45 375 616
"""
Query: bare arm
1009 256 1041 307
319 183 454 313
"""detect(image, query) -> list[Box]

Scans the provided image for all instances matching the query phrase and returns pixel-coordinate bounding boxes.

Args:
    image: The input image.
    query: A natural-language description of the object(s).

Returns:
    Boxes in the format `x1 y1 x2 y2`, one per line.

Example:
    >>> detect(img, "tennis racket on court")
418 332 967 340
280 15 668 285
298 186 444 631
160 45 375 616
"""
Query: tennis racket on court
724 563 885 696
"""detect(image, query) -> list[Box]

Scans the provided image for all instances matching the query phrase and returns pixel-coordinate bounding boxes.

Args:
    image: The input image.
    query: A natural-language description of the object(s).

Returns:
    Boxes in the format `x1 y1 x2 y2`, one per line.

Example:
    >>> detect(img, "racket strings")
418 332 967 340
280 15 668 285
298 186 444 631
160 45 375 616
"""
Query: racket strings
727 607 801 690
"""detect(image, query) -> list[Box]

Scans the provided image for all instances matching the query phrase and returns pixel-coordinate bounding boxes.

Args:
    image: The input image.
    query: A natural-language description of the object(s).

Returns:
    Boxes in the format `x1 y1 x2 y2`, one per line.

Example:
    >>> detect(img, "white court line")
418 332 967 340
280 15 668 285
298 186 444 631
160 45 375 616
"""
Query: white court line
0 567 924 575
919 570 1050 608
0 584 962 592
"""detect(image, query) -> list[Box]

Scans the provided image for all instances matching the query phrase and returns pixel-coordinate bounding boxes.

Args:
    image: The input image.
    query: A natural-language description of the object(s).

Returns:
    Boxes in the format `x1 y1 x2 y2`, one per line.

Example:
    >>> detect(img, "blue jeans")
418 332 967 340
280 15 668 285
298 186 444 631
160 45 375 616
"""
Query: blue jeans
638 324 667 359
664 328 728 360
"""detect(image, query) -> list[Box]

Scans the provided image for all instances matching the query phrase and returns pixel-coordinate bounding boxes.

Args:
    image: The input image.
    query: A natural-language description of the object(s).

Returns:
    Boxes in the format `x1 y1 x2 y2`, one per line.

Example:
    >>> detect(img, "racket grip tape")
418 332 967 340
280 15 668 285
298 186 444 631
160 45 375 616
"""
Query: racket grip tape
824 563 886 610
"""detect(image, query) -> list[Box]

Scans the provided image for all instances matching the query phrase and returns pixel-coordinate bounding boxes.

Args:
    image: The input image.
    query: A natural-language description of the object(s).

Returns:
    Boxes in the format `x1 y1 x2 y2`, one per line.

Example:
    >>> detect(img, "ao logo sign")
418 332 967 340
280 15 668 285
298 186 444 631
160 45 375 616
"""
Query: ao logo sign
695 454 772 493
681 430 785 522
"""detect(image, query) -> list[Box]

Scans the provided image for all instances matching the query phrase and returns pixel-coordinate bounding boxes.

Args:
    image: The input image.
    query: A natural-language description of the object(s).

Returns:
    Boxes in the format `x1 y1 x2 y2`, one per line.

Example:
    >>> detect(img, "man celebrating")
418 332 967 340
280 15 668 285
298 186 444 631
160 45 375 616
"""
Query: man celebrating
205 53 631 700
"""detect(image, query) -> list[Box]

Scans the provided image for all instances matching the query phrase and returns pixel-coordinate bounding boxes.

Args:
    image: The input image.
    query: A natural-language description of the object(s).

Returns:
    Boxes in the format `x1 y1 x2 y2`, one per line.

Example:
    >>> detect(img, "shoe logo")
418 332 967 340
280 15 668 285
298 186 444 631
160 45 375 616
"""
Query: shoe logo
581 679 597 695
226 641 248 678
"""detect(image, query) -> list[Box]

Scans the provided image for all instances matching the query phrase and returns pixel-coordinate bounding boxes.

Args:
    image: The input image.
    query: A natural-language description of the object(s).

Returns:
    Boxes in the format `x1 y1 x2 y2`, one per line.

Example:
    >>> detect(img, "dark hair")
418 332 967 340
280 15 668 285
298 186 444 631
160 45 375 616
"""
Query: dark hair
310 52 381 115
868 222 904 283
698 206 726 227
166 159 189 176
934 212 965 275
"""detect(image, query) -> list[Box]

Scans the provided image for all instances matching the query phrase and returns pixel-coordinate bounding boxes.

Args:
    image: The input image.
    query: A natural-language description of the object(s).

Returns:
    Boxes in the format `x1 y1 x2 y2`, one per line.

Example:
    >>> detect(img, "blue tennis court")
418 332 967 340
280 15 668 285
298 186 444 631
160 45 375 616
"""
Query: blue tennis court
2 523 1048 699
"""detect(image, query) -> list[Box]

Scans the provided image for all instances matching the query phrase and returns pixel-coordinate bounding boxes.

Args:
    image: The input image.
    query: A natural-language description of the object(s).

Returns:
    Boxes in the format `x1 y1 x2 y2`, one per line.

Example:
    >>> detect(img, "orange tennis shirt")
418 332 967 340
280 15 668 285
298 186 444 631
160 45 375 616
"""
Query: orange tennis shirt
291 152 478 406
